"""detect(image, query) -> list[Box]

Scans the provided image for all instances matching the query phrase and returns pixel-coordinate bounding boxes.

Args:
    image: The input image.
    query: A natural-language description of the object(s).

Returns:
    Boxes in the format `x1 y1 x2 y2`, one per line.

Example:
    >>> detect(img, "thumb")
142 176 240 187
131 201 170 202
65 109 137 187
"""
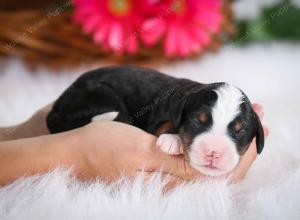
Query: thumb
148 145 201 181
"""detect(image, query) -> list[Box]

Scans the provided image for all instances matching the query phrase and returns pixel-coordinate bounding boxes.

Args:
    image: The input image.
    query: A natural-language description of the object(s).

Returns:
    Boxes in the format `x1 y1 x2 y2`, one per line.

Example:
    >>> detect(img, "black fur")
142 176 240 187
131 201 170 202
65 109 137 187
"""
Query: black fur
47 66 264 154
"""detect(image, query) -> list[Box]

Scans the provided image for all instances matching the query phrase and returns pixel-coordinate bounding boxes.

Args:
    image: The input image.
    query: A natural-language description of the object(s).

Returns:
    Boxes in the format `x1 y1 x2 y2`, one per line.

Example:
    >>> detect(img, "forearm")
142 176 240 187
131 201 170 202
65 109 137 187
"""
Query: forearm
0 104 51 141
0 127 18 141
0 132 78 186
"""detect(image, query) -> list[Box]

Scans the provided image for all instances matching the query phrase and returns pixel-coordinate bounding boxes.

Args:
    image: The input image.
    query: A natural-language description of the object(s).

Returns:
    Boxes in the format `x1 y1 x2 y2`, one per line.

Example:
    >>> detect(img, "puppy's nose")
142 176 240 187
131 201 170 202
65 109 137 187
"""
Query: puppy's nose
204 149 224 162
207 150 221 159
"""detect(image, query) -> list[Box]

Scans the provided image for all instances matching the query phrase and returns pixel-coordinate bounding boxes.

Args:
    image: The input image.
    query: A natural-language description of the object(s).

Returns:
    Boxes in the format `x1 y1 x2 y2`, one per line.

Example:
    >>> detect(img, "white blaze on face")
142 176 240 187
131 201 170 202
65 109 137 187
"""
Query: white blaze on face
188 84 244 176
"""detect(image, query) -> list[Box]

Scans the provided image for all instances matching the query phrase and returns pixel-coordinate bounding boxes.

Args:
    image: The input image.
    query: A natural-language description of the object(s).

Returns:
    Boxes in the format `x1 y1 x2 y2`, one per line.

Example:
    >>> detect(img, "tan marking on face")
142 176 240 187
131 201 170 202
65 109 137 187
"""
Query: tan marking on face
234 121 243 132
155 121 175 136
179 127 192 156
198 112 208 123
180 133 192 147
179 132 191 162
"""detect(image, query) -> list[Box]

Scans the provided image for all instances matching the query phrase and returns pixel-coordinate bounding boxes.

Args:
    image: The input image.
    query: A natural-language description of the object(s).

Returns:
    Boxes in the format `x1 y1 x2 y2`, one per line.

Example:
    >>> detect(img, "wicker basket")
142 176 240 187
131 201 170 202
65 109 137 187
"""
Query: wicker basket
0 0 235 69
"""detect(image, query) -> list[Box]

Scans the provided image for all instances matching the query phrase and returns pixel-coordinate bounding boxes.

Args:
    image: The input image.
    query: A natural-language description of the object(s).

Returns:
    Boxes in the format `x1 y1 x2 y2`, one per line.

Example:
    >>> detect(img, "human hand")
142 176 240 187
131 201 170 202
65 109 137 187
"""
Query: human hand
0 102 267 187
227 103 269 183
71 110 268 187
68 121 200 183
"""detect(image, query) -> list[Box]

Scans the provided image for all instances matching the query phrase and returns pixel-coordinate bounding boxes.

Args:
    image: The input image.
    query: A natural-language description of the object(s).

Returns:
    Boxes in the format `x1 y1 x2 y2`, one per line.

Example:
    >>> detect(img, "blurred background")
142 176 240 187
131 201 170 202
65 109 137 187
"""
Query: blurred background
0 0 299 135
1 1 300 218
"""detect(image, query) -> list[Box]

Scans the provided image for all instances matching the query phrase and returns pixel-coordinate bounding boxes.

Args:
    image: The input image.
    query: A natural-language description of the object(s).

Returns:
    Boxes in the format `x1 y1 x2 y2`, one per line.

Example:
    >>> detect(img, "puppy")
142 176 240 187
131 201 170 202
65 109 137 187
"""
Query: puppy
47 66 264 176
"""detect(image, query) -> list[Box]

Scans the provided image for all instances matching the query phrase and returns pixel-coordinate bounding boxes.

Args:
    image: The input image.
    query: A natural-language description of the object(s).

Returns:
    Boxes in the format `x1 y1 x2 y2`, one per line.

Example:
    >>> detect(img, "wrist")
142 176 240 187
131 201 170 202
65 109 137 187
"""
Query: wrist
48 129 101 180
0 135 57 185
42 131 84 175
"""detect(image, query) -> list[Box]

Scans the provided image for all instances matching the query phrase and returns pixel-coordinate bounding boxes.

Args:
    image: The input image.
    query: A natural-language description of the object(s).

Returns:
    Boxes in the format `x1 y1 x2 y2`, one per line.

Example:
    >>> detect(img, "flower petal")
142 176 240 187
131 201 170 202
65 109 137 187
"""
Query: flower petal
82 14 102 33
177 28 192 57
195 12 222 32
164 25 178 57
141 18 166 46
93 21 110 44
126 34 138 54
107 22 124 54
191 27 210 46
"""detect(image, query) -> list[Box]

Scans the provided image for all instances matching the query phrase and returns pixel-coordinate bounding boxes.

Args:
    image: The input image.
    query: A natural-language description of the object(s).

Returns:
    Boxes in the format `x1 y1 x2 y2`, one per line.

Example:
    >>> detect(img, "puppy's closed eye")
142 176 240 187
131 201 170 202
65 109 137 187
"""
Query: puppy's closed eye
233 121 243 132
232 120 248 136
198 112 208 123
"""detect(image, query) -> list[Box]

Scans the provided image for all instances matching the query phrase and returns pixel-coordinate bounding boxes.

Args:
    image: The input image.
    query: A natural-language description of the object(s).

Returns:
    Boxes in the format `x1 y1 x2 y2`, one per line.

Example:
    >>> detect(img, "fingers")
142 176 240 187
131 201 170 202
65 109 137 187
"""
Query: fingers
227 103 269 184
252 103 264 120
228 120 269 184
228 142 257 184
263 125 269 137
147 145 201 181
142 104 268 184
252 103 269 137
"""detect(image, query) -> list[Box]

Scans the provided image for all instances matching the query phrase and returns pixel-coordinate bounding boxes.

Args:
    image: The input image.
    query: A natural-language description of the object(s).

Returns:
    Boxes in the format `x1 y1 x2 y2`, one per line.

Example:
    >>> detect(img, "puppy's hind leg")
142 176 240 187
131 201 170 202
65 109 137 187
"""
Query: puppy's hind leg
47 84 129 133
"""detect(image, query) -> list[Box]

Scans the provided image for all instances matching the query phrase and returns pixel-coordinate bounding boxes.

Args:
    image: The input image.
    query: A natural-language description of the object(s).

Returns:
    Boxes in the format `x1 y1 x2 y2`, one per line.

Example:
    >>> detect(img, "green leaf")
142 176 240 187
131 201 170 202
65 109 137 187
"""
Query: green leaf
232 0 300 45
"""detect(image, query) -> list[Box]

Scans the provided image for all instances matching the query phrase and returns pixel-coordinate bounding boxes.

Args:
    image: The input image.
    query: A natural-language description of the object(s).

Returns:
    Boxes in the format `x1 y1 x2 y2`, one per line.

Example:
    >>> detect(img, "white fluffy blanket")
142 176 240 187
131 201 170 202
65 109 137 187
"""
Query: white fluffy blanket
0 42 300 220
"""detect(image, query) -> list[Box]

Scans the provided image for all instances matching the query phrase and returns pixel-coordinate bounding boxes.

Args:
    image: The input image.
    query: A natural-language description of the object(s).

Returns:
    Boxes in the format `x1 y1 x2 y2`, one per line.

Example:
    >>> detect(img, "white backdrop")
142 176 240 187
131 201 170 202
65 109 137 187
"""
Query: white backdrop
0 0 300 219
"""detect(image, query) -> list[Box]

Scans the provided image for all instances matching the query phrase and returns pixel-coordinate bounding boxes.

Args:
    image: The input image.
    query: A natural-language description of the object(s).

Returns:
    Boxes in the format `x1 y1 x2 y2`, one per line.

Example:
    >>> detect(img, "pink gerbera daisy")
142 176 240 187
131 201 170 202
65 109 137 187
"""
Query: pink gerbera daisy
141 0 223 57
73 0 145 54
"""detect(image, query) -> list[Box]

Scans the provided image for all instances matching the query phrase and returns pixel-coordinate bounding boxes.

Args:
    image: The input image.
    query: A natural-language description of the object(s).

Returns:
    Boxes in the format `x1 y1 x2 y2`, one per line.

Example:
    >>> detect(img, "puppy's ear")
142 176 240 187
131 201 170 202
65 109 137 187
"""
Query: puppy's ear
254 113 265 154
169 86 206 127
170 95 188 127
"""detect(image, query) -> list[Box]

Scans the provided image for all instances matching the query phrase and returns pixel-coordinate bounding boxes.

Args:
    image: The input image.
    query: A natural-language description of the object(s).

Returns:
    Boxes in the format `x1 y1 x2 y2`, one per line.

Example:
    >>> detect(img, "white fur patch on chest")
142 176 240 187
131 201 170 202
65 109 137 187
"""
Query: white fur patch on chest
211 84 244 134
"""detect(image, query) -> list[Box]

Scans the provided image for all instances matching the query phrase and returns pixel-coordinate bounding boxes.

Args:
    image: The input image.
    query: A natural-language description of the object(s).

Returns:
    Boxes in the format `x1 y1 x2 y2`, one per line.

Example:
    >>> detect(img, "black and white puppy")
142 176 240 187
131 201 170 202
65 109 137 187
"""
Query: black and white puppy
47 66 264 176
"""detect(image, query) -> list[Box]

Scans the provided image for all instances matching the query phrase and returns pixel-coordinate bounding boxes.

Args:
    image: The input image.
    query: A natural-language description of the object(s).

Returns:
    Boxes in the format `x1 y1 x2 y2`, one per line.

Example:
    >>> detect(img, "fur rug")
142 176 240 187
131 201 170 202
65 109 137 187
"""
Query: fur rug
0 42 300 220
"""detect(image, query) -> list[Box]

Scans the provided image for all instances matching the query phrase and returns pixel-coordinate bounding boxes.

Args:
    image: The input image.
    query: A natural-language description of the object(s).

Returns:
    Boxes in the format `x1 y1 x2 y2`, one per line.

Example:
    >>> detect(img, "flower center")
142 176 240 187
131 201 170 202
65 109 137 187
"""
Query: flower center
171 0 186 15
108 0 131 16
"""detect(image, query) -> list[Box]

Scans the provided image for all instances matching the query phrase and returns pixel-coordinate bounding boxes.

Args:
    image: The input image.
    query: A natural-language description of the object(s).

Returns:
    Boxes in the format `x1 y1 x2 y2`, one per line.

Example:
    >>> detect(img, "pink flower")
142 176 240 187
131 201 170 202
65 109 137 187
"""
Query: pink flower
73 0 145 54
141 0 223 57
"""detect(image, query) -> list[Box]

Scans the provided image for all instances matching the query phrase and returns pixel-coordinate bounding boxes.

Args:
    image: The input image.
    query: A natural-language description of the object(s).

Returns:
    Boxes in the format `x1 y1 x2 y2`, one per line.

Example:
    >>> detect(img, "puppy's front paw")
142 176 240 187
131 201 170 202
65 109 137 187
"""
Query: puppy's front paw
156 134 183 155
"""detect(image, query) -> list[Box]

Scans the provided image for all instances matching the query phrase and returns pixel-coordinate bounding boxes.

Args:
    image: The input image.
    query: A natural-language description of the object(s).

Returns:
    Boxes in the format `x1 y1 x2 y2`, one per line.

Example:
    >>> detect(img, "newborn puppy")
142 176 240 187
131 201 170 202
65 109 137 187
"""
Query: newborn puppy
47 66 264 176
